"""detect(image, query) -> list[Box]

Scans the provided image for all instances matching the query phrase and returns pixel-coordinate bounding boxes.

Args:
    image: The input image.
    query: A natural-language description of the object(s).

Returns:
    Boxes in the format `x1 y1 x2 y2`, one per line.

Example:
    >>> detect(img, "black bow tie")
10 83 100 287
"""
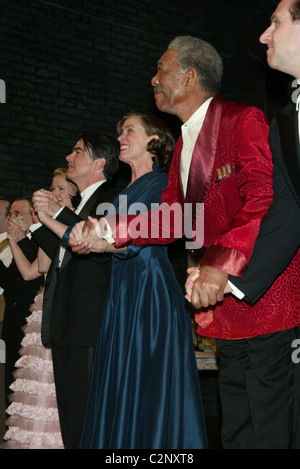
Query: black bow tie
71 191 82 209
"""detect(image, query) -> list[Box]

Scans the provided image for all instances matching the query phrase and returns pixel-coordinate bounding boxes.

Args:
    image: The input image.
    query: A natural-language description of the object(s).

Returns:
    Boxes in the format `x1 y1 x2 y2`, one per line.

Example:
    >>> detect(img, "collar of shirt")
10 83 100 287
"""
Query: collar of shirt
58 179 106 268
0 232 7 243
296 79 300 110
297 79 300 142
180 97 213 196
75 179 106 214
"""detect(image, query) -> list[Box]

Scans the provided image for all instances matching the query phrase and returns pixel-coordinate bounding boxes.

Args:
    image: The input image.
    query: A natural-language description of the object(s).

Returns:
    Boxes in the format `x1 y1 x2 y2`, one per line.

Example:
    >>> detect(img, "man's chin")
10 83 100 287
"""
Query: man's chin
155 100 168 113
66 169 76 182
154 94 166 110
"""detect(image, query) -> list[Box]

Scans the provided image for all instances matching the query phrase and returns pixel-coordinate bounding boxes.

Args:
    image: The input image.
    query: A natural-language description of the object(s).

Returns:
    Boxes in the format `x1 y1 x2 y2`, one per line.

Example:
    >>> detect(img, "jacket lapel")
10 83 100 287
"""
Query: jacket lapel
77 184 106 219
60 182 111 269
276 104 300 202
185 94 225 223
173 137 184 206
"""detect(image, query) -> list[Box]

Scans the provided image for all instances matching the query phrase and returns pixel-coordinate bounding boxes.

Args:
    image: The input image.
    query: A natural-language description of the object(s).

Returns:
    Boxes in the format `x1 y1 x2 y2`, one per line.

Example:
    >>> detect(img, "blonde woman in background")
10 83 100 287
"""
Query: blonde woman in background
1 168 77 449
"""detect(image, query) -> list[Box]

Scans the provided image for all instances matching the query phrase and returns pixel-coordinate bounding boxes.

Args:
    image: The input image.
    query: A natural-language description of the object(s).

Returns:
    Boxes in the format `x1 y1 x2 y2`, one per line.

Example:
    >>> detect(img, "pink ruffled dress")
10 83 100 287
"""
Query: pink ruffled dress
1 288 64 449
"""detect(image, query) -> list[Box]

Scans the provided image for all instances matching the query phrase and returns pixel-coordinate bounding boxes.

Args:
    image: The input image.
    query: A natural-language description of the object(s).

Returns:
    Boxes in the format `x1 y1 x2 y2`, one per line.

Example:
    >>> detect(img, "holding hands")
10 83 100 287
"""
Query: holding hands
68 217 109 254
32 189 61 218
185 265 231 308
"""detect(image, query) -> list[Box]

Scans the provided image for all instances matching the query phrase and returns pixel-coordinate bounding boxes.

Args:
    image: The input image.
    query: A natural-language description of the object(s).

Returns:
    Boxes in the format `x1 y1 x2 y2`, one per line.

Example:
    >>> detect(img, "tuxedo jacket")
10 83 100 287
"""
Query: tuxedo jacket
226 102 300 314
0 237 44 349
32 181 124 348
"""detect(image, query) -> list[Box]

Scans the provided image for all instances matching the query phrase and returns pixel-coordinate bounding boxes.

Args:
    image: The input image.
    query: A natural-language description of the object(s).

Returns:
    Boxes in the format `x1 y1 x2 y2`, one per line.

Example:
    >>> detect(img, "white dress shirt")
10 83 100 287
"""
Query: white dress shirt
296 79 300 141
57 180 106 267
180 99 244 298
181 98 213 196
0 232 12 297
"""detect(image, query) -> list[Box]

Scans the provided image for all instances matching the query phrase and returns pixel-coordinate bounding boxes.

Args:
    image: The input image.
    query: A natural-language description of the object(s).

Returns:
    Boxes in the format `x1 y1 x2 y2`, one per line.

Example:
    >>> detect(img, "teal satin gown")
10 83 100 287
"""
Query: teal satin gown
80 165 208 449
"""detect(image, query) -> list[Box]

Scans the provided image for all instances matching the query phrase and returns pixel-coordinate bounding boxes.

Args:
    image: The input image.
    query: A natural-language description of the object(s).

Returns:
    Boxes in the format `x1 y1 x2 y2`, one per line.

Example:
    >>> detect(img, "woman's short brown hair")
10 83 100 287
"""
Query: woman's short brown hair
117 110 175 172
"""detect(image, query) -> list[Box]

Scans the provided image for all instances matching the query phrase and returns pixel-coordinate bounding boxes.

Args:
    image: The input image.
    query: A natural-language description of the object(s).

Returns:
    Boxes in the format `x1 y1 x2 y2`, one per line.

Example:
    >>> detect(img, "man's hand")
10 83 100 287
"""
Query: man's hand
32 189 61 217
189 265 229 309
68 220 92 254
7 216 27 242
37 210 52 225
68 217 108 254
185 267 200 302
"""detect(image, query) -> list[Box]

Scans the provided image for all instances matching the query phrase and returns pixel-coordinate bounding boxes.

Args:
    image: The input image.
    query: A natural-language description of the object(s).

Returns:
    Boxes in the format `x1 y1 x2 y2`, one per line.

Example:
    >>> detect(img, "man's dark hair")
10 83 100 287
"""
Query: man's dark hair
290 0 300 21
79 131 119 181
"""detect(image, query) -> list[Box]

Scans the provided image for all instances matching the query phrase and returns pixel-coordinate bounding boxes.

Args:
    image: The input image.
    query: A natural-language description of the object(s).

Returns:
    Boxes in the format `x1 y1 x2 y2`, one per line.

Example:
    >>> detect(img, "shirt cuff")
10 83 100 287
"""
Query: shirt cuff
101 218 115 243
228 280 245 299
53 206 64 219
29 222 42 233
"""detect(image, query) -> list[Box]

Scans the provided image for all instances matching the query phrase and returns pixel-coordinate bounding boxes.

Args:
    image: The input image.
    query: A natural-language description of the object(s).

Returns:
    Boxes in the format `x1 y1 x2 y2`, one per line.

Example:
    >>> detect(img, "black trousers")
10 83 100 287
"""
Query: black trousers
216 327 300 449
51 344 95 449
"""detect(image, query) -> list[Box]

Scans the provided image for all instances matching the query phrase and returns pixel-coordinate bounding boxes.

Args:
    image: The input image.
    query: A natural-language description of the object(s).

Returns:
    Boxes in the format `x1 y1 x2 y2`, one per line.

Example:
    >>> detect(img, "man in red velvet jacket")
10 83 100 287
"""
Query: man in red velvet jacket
186 1 300 448
69 35 299 448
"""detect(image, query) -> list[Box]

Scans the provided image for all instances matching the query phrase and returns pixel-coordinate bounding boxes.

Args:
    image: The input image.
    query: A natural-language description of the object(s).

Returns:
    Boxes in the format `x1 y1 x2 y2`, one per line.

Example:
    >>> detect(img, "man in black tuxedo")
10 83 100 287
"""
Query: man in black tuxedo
185 0 300 448
32 131 126 448
0 197 44 407
209 0 300 448
227 0 300 302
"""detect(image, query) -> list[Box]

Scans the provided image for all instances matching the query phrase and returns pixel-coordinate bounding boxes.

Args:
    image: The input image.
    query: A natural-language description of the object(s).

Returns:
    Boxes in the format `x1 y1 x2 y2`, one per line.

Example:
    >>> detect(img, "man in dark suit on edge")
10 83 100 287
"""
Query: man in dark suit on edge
31 131 126 448
188 0 300 448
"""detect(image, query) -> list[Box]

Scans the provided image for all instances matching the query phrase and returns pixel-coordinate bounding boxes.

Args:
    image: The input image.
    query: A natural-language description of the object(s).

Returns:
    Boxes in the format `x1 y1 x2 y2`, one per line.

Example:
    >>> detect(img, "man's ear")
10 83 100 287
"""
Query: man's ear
93 157 106 172
185 68 198 91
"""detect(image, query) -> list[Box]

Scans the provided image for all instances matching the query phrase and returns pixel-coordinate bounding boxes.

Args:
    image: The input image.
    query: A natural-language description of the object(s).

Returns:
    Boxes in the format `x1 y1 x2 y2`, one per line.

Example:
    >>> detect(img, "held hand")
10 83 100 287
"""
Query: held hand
68 218 108 254
32 189 61 216
37 210 52 224
190 265 228 309
69 220 86 243
185 267 200 302
224 283 232 294
68 221 90 254
68 224 93 255
94 217 110 238
79 216 100 238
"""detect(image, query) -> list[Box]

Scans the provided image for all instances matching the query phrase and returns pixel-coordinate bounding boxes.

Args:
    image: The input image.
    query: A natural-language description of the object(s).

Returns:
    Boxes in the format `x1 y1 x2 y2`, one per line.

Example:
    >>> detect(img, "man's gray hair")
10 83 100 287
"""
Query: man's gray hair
168 36 223 95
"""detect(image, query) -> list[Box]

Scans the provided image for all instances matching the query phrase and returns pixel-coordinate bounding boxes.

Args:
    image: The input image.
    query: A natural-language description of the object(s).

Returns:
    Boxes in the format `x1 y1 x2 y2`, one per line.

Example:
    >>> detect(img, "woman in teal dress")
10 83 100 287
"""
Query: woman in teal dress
69 111 208 449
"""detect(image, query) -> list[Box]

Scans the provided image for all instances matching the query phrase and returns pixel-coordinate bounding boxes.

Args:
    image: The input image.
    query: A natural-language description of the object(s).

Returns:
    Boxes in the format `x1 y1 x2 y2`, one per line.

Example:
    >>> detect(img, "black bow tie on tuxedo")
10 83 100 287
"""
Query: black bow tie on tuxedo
71 191 82 209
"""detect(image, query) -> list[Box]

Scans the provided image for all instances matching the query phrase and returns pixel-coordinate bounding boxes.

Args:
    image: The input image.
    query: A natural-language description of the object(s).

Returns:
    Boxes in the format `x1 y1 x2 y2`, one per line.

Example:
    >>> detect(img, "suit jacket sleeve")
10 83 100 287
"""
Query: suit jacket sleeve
56 206 83 226
17 236 39 262
58 200 118 267
31 224 60 259
0 259 8 290
31 207 86 259
110 150 181 248
201 106 274 277
228 118 300 303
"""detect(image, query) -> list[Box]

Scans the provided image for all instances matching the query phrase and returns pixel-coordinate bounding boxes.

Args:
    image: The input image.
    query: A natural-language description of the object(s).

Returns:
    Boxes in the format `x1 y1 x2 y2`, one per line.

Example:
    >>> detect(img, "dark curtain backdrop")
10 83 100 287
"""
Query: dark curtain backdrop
0 0 289 198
